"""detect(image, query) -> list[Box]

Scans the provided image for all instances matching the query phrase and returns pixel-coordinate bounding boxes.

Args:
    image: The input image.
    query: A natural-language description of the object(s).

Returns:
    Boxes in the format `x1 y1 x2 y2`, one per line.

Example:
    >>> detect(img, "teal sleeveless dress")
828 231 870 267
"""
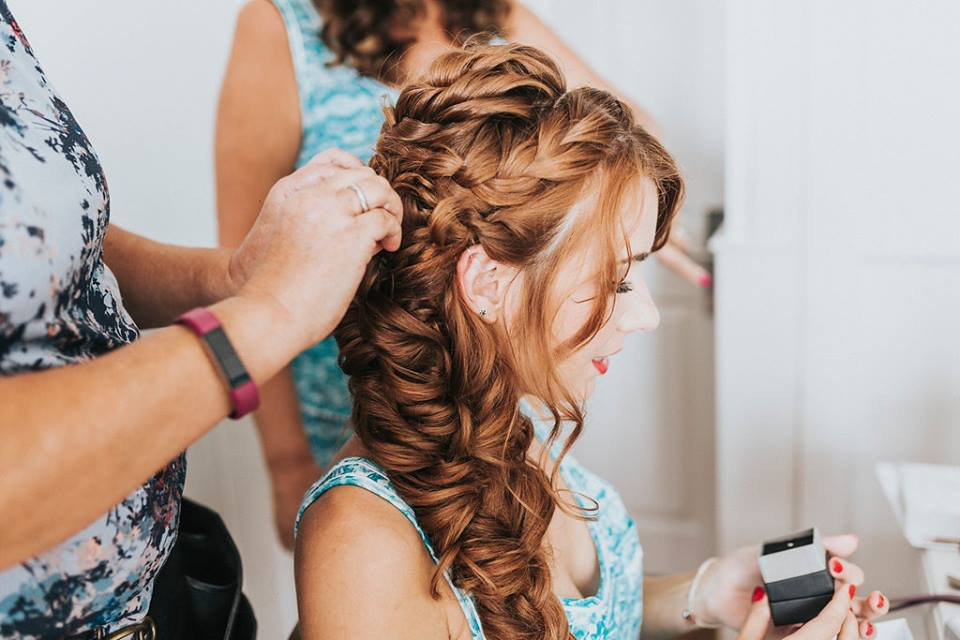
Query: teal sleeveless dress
272 0 399 464
295 404 645 639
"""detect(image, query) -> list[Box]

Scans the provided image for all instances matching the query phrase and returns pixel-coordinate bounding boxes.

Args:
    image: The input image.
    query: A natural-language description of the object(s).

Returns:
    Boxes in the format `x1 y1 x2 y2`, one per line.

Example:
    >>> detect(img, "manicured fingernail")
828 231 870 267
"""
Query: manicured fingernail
867 622 874 636
699 274 713 288
849 585 857 598
876 593 885 608
832 559 844 574
752 586 765 602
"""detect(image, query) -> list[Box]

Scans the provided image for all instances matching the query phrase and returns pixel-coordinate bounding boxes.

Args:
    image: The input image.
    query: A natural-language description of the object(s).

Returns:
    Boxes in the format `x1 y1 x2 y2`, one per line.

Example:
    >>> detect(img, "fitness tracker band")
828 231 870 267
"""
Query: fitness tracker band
176 307 260 419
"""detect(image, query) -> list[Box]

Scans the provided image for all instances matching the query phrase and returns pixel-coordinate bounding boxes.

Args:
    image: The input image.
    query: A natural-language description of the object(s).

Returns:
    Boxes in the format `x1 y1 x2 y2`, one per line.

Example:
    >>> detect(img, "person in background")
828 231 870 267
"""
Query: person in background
216 0 711 549
0 1 401 636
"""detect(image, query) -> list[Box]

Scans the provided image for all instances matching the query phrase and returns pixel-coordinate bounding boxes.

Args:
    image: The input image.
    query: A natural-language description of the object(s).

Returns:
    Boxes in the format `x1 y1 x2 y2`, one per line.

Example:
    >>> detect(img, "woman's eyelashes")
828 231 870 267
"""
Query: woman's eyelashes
572 276 633 304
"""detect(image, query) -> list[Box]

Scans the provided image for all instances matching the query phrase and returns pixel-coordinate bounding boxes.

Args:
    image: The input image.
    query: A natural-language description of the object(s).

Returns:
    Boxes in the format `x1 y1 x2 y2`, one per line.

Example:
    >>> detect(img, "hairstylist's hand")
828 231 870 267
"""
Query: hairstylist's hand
229 148 402 349
693 534 888 639
737 582 867 640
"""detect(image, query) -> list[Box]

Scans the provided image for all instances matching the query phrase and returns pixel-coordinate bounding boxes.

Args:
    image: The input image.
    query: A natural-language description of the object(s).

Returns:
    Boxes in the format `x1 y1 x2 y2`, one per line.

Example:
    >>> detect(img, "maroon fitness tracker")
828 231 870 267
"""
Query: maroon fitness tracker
176 307 260 419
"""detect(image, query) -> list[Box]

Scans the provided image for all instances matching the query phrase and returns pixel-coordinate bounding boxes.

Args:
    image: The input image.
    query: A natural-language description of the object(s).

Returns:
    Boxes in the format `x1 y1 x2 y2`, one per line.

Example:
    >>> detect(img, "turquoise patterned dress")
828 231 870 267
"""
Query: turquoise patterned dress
271 0 400 464
295 403 645 639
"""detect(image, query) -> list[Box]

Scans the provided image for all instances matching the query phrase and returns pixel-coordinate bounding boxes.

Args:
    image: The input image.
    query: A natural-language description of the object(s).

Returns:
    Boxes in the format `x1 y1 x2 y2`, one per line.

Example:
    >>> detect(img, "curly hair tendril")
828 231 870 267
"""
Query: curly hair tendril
336 43 683 639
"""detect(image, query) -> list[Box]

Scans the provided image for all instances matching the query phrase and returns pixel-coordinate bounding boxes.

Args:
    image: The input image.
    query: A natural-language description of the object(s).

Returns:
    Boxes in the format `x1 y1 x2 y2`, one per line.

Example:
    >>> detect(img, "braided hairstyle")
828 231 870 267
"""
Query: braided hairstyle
336 43 683 639
314 0 510 84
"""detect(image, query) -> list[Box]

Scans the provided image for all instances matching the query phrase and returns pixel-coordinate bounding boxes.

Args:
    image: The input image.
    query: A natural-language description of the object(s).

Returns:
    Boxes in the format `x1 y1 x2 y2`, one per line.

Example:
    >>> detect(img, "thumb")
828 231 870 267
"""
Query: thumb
736 587 773 640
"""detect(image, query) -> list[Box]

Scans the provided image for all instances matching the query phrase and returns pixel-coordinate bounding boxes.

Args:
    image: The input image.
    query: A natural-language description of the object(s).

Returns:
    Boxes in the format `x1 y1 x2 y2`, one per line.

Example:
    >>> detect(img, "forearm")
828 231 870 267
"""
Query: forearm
104 225 235 329
0 294 301 568
642 571 698 640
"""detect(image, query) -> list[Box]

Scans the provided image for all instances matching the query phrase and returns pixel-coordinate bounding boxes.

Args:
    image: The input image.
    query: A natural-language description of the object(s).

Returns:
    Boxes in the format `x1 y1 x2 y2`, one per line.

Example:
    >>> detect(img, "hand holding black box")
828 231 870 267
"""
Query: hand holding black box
759 527 835 626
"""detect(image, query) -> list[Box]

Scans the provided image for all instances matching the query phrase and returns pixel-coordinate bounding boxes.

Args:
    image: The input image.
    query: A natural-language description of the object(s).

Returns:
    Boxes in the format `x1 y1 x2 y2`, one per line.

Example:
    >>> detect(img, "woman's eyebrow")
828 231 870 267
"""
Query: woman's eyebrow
619 252 650 264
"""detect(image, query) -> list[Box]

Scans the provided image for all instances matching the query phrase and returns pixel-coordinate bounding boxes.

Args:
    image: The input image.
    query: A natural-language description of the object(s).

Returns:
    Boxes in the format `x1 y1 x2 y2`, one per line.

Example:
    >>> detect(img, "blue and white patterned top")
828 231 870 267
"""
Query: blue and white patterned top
295 403 644 639
271 0 400 466
0 3 184 637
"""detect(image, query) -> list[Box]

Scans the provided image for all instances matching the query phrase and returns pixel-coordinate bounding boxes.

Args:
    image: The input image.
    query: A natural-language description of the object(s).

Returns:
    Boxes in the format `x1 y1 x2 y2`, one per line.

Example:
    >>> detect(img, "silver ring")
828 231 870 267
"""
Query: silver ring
347 183 370 213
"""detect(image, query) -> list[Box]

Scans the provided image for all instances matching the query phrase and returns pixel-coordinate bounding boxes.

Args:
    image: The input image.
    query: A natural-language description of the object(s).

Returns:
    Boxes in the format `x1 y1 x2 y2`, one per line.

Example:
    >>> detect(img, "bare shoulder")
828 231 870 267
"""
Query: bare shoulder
219 0 299 140
294 484 450 639
235 0 288 41
229 0 295 77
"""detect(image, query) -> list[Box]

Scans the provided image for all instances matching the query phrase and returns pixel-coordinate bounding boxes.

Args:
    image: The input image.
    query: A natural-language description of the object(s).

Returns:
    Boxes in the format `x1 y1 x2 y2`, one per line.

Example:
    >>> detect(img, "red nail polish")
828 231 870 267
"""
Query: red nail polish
752 586 765 602
832 560 843 574
849 585 857 598
867 622 874 636
877 594 885 608
698 274 713 288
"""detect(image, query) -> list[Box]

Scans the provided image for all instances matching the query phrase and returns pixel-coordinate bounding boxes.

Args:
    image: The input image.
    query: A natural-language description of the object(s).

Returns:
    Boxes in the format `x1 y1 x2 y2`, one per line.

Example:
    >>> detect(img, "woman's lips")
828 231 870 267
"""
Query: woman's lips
592 357 609 374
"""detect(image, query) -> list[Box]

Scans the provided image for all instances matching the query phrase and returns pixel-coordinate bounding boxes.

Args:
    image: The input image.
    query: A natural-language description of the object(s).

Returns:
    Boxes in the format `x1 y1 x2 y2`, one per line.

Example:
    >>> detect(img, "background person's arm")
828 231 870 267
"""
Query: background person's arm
504 2 657 132
103 225 235 329
215 0 322 550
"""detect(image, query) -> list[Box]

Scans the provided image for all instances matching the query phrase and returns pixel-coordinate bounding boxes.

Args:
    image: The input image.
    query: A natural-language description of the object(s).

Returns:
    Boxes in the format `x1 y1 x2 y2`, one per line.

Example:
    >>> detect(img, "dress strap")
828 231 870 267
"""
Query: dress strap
295 457 486 639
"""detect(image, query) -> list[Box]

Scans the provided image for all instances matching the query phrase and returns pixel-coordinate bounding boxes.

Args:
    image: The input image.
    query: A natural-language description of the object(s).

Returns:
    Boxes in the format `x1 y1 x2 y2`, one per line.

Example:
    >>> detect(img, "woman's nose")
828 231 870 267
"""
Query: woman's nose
617 284 660 334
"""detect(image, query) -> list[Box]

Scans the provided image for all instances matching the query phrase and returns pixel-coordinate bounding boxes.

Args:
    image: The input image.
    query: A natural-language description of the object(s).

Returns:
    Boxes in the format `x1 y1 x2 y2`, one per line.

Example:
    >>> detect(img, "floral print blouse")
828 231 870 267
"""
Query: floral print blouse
0 3 184 637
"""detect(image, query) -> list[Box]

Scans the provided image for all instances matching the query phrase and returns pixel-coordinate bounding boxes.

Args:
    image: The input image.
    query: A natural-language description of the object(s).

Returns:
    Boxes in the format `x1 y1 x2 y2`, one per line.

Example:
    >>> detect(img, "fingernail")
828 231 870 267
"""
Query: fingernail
867 622 874 636
699 274 713 288
752 586 765 602
832 559 844 574
849 585 857 598
877 593 885 608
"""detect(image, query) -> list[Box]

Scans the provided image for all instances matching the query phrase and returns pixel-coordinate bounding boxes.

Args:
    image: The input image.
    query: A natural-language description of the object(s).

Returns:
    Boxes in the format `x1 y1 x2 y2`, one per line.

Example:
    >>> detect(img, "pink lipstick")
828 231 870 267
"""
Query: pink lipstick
592 357 609 374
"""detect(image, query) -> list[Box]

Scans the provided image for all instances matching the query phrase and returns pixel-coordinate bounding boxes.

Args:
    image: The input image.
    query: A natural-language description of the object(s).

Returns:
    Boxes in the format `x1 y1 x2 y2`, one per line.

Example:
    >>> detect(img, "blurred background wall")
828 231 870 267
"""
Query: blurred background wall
10 0 958 637
716 0 960 595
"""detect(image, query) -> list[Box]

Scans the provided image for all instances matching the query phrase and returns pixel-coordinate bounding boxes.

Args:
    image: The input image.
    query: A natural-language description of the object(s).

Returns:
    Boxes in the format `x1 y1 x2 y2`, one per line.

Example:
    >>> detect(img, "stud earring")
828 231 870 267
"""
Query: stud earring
479 309 488 317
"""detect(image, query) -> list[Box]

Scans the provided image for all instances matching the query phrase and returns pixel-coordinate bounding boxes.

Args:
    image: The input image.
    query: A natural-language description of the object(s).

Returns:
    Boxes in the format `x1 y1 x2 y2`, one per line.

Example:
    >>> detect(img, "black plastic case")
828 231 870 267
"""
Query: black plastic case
759 527 834 626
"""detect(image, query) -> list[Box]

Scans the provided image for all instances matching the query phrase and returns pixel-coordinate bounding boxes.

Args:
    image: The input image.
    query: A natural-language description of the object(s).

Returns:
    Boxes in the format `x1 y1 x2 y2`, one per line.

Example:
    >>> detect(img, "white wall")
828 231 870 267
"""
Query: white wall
717 0 960 597
12 0 724 634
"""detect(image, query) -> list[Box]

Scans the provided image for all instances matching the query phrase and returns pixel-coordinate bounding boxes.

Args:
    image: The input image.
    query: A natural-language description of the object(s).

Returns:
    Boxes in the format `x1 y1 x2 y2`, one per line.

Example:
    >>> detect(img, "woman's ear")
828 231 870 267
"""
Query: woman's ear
455 244 513 324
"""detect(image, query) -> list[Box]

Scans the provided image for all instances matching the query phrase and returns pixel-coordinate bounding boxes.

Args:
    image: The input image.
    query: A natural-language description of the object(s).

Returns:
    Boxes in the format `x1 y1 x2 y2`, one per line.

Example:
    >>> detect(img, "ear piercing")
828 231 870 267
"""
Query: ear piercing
479 309 488 317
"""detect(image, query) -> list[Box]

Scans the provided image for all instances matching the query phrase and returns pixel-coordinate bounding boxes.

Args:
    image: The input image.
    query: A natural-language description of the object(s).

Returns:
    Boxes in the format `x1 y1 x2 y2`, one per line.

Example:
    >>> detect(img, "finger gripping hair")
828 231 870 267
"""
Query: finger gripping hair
337 42 682 640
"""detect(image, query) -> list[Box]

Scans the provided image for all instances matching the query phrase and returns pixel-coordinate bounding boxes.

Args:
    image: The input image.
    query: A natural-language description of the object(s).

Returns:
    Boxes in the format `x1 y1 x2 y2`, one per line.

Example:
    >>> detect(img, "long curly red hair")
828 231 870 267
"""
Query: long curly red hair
336 43 683 639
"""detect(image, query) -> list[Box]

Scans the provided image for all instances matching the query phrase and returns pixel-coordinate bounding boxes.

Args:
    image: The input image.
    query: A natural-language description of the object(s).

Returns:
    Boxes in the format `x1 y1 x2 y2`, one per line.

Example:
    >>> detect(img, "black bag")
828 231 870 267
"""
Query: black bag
149 498 257 640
